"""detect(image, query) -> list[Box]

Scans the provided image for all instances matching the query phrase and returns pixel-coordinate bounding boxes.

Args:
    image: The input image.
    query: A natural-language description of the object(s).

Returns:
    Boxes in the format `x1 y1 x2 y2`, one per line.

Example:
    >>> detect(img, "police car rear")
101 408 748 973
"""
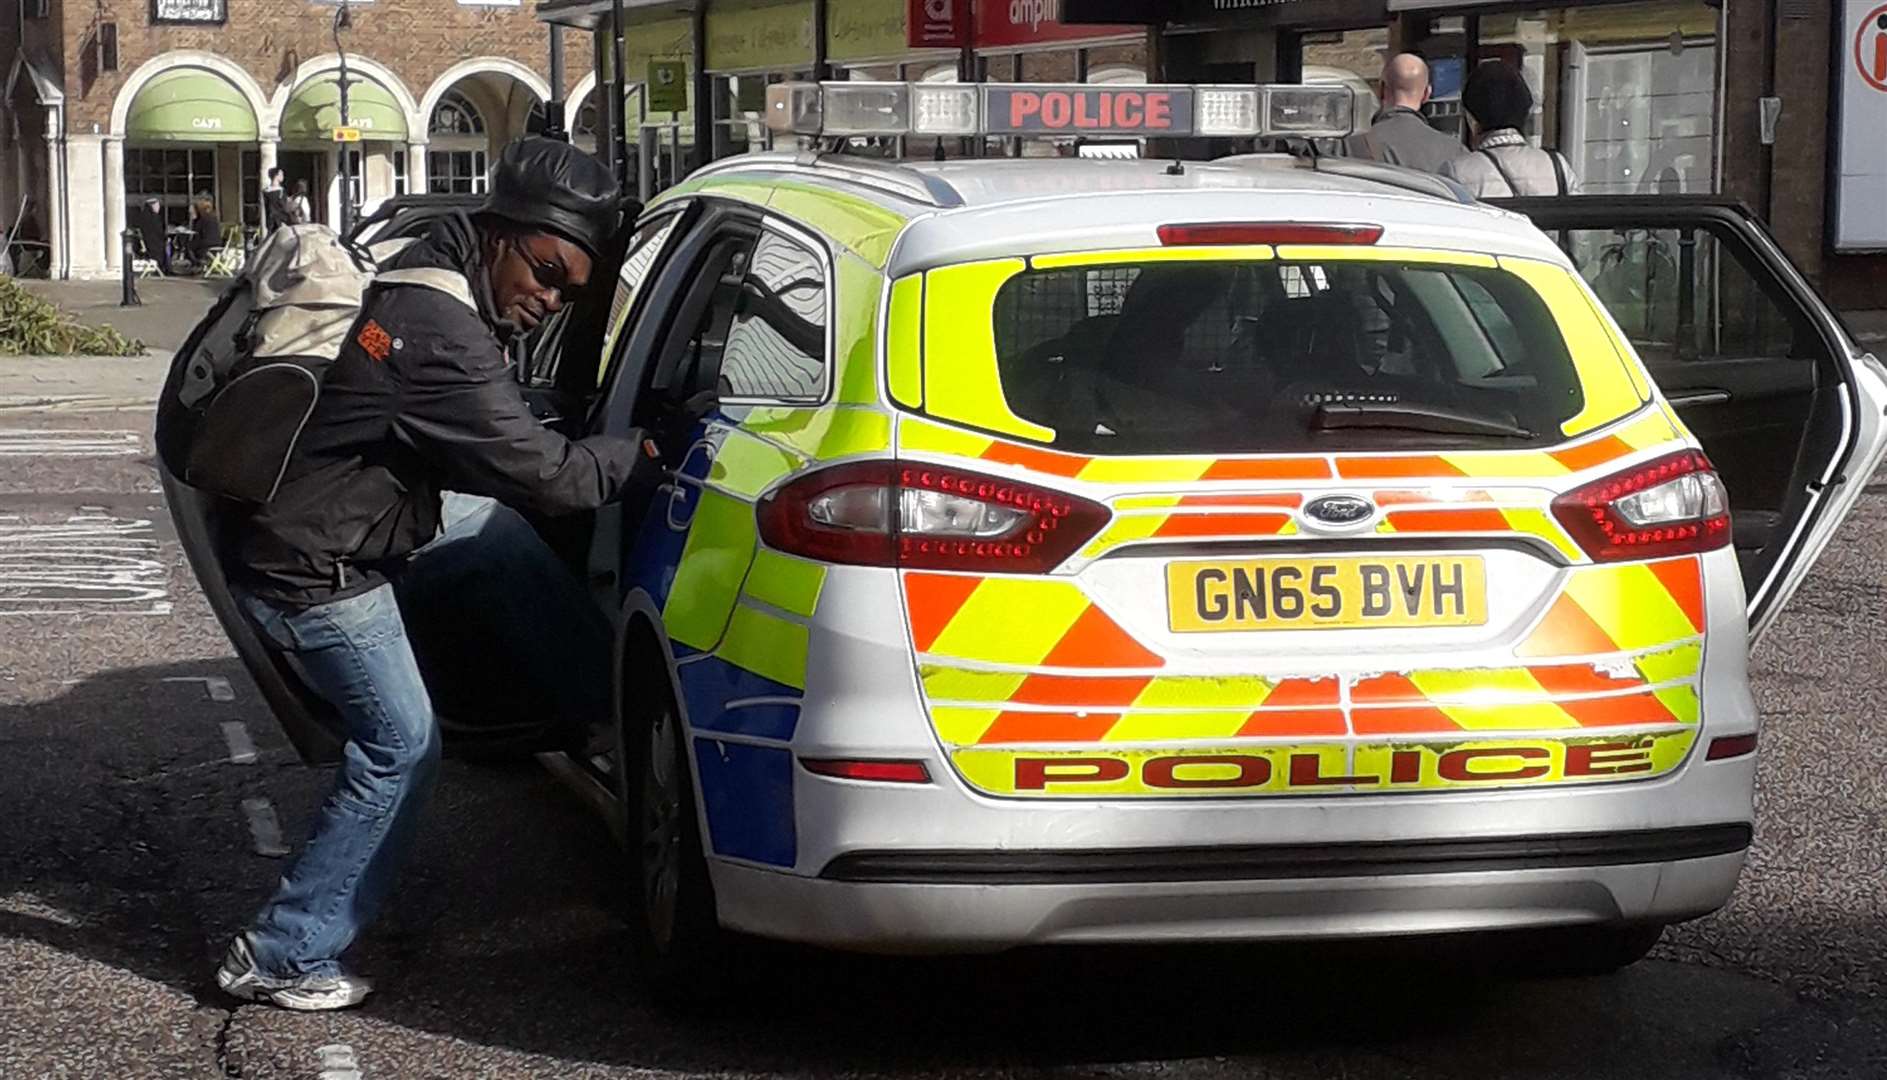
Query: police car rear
654 83 1887 973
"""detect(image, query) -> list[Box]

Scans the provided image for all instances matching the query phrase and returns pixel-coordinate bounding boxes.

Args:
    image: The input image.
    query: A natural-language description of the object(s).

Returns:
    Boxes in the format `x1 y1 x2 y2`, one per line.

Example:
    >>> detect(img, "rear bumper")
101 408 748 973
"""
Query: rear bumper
713 833 1749 951
817 823 1752 884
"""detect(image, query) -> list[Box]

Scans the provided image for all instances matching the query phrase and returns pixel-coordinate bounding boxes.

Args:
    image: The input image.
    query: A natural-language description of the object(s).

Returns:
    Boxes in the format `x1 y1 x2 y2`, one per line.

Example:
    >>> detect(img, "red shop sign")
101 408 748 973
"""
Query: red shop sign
975 0 1138 47
908 0 971 48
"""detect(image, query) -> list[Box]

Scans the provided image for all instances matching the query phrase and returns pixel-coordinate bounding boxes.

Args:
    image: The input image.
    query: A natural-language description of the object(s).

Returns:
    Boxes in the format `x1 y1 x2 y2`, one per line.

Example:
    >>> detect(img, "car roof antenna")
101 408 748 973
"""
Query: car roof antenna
1165 158 1186 176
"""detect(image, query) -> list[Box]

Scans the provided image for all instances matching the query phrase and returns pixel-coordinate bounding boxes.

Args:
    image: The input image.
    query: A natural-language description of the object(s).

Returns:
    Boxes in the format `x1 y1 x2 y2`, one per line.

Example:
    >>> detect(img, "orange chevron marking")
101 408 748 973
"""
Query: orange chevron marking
1201 458 1333 481
1237 708 1347 737
1154 512 1294 538
1178 493 1305 508
1550 435 1632 472
1038 604 1166 669
1517 593 1619 657
978 711 1121 744
1553 690 1677 729
981 439 1091 478
904 573 985 653
1352 705 1460 734
1012 674 1156 707
1337 455 1467 480
1647 556 1705 632
1383 508 1513 533
1527 663 1645 697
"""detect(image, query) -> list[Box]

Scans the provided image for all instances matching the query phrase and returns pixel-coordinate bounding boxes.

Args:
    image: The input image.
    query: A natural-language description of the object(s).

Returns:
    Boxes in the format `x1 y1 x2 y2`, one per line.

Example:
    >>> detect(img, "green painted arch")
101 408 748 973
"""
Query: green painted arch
126 68 259 143
281 75 409 142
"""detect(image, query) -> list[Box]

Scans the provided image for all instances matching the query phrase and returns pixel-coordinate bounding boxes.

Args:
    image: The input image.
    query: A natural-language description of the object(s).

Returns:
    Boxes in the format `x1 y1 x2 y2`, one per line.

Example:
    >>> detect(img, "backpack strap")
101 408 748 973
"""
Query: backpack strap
1479 148 1525 197
374 266 477 311
1549 149 1570 197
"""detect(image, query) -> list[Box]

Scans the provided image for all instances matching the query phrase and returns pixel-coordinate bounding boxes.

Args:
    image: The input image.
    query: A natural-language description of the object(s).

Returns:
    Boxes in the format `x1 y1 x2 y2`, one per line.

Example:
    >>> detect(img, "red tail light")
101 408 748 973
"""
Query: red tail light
1158 222 1383 247
1551 450 1731 561
800 758 932 783
756 460 1109 573
1705 733 1758 761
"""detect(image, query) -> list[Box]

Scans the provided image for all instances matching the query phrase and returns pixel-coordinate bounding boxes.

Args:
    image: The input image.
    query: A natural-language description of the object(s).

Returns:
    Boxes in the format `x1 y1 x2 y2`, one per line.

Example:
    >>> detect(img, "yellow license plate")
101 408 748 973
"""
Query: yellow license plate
1167 556 1488 632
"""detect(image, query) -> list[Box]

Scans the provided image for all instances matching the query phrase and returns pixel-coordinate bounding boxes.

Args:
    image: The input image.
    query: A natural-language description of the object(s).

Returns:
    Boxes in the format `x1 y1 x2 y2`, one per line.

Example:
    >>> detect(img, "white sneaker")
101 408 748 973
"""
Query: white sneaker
215 934 373 1012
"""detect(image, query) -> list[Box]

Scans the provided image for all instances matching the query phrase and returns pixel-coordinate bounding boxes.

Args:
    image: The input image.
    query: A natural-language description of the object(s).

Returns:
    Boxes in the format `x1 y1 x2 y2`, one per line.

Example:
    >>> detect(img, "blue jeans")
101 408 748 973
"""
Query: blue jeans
237 494 613 978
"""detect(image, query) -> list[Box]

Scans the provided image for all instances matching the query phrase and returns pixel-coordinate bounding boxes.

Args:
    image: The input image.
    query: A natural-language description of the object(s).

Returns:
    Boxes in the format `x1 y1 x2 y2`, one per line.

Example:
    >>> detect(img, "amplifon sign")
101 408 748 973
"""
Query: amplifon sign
1835 0 1887 251
974 0 1138 47
907 0 969 47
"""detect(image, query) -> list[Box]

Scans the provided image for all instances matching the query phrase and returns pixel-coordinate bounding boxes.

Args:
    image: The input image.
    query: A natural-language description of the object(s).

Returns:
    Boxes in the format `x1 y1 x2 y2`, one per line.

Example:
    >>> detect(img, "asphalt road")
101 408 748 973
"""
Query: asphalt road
4 388 1887 1079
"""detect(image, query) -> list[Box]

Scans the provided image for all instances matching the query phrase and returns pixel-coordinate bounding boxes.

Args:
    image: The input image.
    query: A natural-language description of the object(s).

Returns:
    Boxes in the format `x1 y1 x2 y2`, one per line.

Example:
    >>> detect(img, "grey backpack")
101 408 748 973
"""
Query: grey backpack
155 224 472 504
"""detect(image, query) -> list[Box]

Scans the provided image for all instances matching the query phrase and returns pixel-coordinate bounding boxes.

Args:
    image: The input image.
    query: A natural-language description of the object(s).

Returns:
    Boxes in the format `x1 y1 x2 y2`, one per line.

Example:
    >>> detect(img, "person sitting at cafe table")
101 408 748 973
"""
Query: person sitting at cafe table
189 197 222 268
133 196 171 274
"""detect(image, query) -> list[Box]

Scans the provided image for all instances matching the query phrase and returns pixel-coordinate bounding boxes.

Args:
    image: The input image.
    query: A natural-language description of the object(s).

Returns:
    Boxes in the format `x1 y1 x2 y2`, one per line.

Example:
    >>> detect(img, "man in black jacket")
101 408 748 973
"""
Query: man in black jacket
214 138 658 1011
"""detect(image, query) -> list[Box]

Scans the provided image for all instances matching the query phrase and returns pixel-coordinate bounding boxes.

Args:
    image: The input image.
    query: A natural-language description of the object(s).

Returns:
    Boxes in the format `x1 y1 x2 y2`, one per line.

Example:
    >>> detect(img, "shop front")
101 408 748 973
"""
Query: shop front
279 73 412 224
703 0 819 157
1391 0 1720 196
122 67 262 238
1066 0 1720 193
825 0 961 83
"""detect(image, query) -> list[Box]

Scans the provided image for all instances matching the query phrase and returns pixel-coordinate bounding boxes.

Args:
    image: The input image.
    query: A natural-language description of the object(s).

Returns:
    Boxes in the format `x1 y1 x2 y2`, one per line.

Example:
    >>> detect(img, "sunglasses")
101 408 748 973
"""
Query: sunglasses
510 236 571 294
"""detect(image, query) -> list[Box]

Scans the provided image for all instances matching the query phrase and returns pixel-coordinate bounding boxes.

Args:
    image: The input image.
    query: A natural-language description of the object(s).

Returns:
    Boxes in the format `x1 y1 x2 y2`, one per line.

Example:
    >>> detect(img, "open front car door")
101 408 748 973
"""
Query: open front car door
1503 196 1887 639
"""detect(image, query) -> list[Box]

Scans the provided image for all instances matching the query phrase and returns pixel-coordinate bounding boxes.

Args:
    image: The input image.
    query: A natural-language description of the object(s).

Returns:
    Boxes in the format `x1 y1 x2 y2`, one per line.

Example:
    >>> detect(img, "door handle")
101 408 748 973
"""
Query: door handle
1665 388 1731 406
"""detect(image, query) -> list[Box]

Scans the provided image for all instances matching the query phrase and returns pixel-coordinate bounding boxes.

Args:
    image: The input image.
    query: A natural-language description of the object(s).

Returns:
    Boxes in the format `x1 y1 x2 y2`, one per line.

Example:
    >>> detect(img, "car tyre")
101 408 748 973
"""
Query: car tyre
1509 923 1665 978
618 676 730 1007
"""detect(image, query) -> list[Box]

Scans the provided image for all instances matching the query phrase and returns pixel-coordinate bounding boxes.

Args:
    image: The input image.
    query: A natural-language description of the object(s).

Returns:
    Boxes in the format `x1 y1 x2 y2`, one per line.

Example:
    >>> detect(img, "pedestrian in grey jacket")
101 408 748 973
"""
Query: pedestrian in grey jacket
1440 61 1580 198
1345 53 1464 175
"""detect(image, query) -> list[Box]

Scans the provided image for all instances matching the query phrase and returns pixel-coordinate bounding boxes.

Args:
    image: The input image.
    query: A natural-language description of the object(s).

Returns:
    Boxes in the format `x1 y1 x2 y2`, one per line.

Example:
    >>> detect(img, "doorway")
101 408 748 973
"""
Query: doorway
279 151 328 225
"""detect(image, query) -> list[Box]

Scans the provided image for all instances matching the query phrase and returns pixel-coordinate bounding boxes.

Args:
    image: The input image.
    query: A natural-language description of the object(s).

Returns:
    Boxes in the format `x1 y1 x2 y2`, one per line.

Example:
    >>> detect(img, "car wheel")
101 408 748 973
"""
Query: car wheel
618 678 729 1005
1509 923 1665 978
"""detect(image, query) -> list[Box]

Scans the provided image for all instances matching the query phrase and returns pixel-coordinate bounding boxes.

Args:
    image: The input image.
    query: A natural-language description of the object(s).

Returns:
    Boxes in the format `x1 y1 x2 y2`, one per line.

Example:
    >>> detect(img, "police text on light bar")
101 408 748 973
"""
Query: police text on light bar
764 82 1357 141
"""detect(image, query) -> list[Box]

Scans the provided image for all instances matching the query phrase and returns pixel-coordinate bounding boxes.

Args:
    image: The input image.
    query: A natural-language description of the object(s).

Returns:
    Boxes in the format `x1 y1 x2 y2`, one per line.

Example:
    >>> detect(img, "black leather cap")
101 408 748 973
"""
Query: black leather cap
476 137 621 258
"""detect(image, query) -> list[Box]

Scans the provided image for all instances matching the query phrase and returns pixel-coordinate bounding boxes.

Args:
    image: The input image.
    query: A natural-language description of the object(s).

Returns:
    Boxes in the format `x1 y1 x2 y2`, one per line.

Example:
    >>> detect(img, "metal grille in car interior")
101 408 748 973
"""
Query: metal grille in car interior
994 267 1141 360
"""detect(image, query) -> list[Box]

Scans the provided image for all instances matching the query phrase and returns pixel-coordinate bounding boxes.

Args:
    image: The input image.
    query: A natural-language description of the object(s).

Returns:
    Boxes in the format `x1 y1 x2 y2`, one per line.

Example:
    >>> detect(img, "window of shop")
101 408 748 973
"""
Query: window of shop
342 148 364 206
428 91 489 195
392 150 407 196
126 147 215 227
1472 1 1719 195
240 150 260 230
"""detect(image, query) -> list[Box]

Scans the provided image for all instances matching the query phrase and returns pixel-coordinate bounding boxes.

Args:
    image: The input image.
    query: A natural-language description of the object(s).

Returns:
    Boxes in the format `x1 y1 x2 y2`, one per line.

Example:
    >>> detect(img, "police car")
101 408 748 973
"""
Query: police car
166 81 1887 994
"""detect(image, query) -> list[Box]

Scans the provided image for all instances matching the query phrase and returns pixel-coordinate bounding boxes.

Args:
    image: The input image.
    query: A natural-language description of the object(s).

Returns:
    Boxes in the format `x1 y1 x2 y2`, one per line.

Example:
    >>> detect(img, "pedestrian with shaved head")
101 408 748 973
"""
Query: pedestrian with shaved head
1346 52 1464 174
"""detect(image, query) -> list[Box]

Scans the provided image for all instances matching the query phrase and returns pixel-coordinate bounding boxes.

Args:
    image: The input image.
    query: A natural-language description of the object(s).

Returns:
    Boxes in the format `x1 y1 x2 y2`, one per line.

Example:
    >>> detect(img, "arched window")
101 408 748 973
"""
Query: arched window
430 90 485 136
428 89 488 194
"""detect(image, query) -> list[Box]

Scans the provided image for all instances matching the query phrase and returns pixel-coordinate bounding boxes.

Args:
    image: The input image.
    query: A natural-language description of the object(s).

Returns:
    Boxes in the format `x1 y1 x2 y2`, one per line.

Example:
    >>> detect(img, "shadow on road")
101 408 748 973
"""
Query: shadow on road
0 658 1815 1078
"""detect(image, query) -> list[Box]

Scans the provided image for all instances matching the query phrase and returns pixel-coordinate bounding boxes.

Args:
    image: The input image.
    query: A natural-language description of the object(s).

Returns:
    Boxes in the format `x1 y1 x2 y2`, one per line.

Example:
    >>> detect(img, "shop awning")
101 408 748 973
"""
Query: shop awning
281 76 409 142
126 68 257 142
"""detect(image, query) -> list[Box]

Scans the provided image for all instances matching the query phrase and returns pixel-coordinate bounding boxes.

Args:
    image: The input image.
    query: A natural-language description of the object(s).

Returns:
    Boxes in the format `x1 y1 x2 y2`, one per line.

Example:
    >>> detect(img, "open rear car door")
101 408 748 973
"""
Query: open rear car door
1501 196 1887 639
158 195 629 764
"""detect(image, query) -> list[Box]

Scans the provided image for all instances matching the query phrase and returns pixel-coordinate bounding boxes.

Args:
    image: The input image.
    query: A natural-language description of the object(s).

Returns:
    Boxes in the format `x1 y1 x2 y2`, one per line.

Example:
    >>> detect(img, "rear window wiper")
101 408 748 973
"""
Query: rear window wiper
1311 401 1535 440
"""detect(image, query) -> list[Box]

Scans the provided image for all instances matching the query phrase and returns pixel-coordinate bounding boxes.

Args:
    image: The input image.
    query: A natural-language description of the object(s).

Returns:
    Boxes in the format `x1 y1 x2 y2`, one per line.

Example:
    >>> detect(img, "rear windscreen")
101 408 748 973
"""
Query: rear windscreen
982 257 1596 454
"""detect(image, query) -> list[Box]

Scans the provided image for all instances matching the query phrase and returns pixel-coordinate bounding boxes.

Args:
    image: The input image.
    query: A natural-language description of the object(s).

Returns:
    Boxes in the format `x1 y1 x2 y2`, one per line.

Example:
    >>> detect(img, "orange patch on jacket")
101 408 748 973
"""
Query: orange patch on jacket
357 320 393 362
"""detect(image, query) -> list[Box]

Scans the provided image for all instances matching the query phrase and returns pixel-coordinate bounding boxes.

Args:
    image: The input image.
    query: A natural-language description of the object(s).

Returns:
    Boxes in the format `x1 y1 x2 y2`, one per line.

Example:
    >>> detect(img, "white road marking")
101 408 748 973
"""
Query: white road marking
221 721 258 765
0 429 142 457
315 1043 363 1080
241 797 290 858
162 675 235 701
0 513 169 615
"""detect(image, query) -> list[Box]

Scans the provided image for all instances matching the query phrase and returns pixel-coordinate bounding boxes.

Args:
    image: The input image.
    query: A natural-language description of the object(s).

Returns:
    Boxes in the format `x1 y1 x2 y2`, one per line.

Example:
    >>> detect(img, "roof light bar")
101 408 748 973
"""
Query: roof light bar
765 81 1355 141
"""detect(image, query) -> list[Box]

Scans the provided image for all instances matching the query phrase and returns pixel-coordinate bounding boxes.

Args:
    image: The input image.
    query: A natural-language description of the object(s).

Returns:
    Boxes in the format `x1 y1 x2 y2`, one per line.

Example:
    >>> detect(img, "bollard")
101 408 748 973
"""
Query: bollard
120 230 142 307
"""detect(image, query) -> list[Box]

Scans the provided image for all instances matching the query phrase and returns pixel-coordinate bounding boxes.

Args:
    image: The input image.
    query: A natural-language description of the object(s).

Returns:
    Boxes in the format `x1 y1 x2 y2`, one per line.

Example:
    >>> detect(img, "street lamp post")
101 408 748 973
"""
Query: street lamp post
332 0 356 236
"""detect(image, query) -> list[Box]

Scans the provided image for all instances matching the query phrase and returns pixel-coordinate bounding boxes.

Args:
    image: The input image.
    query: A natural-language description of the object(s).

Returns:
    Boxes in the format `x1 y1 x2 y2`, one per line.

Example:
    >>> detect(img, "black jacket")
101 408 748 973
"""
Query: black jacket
228 213 647 607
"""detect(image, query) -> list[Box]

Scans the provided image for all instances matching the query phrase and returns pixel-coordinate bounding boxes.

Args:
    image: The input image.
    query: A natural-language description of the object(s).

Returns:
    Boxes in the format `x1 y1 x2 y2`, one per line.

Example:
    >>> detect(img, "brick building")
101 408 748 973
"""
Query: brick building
3 0 600 278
